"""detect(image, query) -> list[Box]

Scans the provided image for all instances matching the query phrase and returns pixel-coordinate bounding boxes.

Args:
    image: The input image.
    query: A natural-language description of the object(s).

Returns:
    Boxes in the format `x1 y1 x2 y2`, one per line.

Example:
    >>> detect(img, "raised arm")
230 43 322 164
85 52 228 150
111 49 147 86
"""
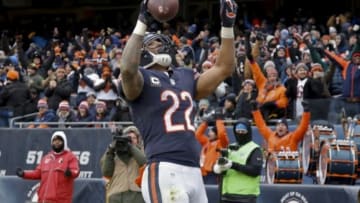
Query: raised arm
119 0 153 101
195 0 237 100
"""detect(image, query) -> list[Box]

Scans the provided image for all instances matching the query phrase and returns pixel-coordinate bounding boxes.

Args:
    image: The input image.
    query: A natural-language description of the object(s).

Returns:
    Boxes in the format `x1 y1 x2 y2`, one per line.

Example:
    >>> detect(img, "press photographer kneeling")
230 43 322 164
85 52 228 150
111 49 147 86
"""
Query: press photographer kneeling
213 118 263 203
100 126 146 203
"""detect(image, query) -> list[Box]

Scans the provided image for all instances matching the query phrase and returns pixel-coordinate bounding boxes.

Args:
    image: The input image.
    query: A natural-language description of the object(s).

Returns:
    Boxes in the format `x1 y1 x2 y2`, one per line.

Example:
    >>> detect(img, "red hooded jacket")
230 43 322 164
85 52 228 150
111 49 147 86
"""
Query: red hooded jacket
22 131 80 203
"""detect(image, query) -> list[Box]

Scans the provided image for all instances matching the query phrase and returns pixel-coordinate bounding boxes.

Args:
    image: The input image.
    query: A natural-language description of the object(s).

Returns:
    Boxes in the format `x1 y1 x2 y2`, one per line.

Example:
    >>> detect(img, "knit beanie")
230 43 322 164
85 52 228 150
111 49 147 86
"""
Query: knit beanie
78 101 89 110
96 101 107 109
263 60 276 70
58 101 70 111
277 118 288 128
6 70 19 81
295 62 309 73
37 99 48 108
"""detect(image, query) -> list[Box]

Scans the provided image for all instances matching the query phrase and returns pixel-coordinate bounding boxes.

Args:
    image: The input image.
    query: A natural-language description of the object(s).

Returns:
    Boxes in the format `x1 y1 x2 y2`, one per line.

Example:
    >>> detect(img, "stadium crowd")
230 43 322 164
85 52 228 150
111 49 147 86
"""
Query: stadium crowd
0 10 360 128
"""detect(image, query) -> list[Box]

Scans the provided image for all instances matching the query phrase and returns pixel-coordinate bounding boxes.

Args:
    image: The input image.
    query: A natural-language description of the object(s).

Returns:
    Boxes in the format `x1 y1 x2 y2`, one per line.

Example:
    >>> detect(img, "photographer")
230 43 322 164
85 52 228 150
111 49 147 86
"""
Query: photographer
213 118 263 203
100 126 146 203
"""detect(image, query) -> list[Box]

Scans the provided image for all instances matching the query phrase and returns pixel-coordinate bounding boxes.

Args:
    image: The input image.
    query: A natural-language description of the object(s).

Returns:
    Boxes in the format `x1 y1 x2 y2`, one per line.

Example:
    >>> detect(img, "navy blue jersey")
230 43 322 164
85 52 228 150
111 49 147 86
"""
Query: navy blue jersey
129 67 201 167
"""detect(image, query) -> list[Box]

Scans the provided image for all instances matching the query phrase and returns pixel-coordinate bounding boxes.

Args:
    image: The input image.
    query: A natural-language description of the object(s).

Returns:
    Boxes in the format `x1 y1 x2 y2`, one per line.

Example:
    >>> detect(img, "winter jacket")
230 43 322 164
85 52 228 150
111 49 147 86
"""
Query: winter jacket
44 79 73 111
252 109 310 153
27 109 57 128
325 50 360 98
250 61 288 108
195 120 229 176
0 80 31 117
22 133 80 203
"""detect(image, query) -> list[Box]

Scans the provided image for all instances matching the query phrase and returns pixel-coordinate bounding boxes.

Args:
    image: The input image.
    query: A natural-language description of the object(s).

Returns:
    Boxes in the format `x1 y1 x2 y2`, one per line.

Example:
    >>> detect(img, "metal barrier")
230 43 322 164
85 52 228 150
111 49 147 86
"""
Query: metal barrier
9 112 38 128
12 121 134 128
11 117 294 129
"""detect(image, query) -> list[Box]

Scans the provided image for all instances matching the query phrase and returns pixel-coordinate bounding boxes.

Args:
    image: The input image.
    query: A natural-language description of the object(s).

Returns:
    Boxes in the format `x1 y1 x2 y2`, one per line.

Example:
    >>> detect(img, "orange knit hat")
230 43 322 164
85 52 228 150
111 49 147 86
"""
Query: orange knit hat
7 70 19 81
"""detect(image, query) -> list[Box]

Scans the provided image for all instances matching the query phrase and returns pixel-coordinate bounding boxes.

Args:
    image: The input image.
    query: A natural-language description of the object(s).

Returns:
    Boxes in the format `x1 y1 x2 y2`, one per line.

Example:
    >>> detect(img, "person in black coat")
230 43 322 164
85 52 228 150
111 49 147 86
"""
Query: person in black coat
234 79 258 120
44 66 73 111
285 63 329 120
22 88 41 122
0 70 31 126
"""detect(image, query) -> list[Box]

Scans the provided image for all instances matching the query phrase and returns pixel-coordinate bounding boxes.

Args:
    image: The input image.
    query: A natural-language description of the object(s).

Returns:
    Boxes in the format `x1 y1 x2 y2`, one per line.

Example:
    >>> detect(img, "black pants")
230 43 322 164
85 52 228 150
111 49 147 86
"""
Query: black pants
222 195 258 203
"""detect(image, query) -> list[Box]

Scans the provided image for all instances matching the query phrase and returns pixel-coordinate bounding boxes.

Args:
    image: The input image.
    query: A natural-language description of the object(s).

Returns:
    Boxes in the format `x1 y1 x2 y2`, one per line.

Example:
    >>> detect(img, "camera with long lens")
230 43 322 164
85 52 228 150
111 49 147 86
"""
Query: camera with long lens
217 144 239 165
112 128 131 151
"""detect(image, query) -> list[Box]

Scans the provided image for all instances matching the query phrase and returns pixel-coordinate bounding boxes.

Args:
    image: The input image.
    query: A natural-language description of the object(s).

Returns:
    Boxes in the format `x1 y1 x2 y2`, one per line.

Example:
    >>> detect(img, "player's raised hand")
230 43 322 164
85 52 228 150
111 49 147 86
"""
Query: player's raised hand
220 0 238 27
138 0 154 27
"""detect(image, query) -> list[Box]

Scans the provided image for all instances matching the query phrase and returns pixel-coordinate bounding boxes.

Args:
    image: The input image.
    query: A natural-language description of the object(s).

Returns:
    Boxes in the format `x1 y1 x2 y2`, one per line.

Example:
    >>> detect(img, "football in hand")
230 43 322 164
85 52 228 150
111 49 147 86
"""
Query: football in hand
147 0 179 22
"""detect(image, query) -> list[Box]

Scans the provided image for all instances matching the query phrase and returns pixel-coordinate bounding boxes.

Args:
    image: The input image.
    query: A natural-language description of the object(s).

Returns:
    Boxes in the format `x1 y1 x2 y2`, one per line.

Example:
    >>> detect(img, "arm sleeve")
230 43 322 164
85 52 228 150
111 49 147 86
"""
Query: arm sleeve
195 121 209 146
23 163 42 179
324 50 350 78
100 150 115 178
252 110 273 141
274 86 289 108
292 111 311 143
130 145 147 166
230 148 263 177
68 154 80 178
216 120 229 148
250 61 266 90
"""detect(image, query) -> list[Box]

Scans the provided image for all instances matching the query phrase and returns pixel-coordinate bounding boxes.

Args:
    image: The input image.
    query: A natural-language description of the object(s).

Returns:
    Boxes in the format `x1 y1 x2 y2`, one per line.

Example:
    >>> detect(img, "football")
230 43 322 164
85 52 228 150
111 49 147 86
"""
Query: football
147 0 179 22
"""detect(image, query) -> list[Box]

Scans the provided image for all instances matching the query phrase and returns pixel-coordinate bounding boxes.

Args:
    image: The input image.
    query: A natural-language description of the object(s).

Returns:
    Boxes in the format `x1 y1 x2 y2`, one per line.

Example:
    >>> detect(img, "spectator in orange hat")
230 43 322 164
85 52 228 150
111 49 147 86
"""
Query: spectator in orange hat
0 70 31 127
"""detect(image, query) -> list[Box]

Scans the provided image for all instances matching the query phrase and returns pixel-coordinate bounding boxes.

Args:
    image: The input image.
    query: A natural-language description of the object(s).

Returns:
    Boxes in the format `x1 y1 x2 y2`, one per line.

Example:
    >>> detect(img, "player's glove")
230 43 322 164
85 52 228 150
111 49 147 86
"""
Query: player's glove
64 168 72 177
16 167 24 177
138 0 154 27
220 0 238 27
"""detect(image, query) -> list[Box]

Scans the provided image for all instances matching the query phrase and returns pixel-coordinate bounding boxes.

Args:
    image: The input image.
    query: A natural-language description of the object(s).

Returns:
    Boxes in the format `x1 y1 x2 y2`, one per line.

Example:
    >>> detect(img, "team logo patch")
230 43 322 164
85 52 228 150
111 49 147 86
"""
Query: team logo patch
150 76 161 87
281 191 308 203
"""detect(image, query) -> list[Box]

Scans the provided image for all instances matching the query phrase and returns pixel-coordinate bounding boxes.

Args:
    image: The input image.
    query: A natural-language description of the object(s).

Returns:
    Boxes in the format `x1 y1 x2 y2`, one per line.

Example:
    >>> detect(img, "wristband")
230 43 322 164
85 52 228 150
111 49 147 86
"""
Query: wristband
133 20 147 36
221 27 234 39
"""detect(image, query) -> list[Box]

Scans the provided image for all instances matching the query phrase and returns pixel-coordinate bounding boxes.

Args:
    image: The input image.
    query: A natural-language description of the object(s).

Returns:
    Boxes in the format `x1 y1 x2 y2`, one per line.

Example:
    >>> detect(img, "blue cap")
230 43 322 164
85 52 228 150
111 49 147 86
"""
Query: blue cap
235 123 248 134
